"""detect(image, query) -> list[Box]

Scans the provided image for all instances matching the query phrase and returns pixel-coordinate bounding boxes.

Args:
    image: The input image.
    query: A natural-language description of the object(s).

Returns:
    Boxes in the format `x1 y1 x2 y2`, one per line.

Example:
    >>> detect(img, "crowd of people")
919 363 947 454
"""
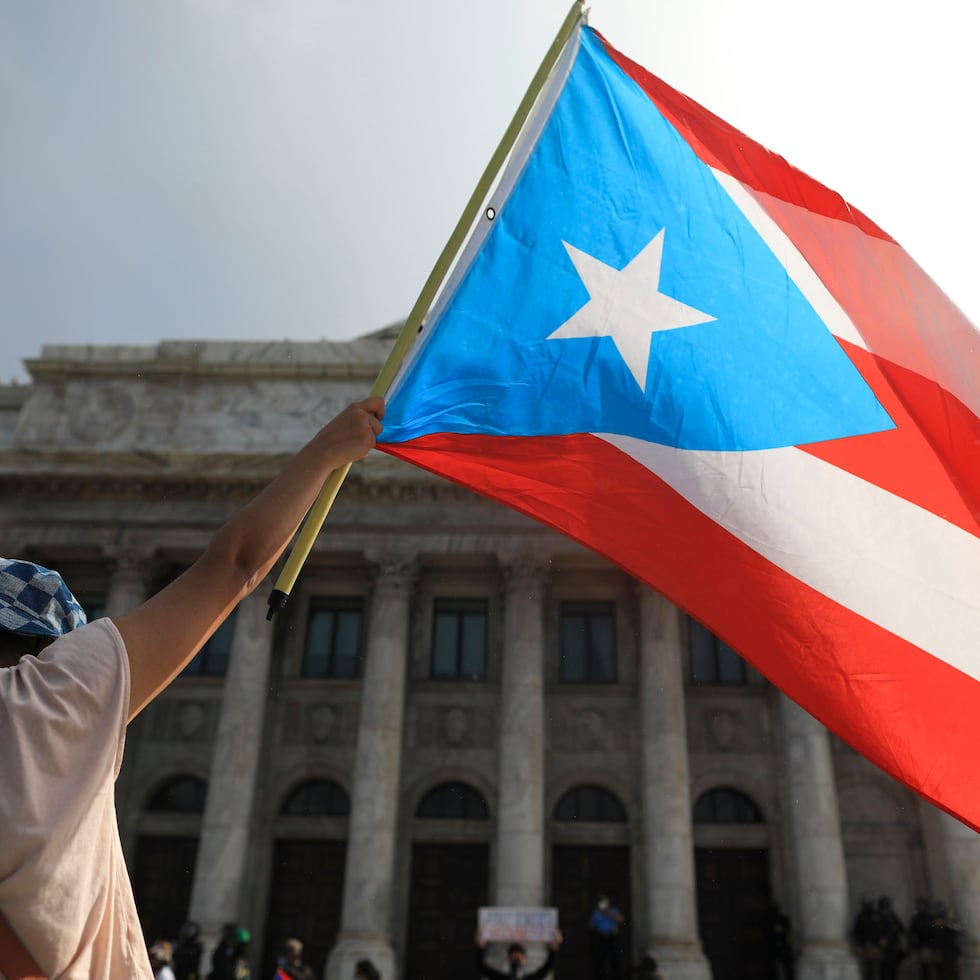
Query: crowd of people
133 890 967 980
144 896 640 980
145 923 379 980
852 895 962 980
138 892 969 980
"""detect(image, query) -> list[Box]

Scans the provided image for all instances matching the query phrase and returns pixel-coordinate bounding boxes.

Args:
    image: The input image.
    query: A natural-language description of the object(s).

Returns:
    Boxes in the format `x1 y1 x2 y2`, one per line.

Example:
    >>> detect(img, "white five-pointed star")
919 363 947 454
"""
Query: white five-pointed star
547 230 716 391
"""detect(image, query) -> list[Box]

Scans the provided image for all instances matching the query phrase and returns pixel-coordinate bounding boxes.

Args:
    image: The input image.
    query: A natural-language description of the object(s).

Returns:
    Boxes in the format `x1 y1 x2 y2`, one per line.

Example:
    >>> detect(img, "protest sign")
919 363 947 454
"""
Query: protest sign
477 907 559 943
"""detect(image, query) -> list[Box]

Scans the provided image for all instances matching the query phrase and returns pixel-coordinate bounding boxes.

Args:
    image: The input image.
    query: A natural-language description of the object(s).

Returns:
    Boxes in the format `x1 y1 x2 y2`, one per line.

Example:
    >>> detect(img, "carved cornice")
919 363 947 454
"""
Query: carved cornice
23 351 387 383
0 473 268 502
0 472 482 505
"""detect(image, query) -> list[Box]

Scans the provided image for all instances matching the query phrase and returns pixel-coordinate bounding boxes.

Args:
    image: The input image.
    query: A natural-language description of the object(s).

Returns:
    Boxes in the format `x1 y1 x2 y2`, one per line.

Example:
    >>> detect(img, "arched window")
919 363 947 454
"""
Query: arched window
416 782 489 819
145 776 207 813
281 779 350 817
553 785 627 822
693 788 763 824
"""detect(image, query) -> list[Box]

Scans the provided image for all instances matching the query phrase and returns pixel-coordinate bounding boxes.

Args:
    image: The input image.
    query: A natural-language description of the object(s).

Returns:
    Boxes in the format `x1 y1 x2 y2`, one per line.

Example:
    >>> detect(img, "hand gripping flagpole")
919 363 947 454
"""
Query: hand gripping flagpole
267 1 587 620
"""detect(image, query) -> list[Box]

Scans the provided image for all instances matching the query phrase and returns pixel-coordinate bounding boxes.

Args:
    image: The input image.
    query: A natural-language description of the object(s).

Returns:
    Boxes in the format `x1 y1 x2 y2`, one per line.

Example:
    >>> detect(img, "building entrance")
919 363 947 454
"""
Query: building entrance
551 844 631 980
405 842 490 980
261 839 346 979
132 835 199 943
694 847 772 980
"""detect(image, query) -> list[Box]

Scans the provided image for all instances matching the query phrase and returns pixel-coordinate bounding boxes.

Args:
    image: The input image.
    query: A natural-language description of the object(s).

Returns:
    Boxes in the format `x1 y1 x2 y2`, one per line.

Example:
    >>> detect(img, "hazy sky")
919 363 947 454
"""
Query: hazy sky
1 0 976 383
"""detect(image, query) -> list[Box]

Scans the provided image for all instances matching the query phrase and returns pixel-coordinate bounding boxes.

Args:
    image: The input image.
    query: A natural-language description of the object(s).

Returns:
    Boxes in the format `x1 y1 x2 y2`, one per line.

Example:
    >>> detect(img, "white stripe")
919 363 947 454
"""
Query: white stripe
716 167 980 423
599 433 980 679
712 169 869 351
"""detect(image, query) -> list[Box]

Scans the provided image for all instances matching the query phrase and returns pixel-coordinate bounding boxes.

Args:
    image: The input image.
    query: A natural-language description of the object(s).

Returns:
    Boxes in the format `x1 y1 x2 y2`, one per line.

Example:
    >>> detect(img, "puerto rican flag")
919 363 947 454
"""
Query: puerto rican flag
377 24 980 828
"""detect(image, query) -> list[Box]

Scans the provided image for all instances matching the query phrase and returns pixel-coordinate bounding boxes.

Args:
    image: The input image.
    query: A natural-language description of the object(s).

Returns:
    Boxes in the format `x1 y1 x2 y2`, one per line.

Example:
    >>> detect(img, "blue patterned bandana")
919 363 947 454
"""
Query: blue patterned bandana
0 559 88 638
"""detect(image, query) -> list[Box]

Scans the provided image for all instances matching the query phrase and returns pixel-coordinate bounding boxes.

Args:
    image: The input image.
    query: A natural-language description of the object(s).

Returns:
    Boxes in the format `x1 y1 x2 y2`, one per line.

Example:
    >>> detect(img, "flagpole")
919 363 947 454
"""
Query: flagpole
267 0 587 620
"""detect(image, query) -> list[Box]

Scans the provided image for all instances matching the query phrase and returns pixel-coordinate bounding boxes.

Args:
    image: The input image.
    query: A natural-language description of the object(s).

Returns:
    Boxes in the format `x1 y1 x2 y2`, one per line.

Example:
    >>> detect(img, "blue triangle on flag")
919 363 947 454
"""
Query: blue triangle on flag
382 28 894 453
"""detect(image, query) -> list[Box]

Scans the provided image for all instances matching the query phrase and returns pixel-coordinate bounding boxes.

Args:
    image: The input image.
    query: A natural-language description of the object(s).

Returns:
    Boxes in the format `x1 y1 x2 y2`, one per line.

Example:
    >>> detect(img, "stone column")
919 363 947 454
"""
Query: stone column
494 555 548 909
327 554 416 980
936 812 980 979
637 589 711 980
103 547 151 620
779 695 860 980
188 589 276 952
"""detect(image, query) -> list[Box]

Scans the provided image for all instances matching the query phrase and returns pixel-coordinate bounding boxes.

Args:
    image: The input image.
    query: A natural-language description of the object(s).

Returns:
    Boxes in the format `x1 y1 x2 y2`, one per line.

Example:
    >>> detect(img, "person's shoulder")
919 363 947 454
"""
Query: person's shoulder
40 618 127 672
41 619 129 705
2 619 127 706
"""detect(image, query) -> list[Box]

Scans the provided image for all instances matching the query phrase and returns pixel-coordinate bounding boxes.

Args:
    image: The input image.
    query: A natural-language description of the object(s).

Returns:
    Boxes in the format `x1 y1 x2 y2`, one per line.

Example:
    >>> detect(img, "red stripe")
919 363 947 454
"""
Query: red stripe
380 431 980 831
802 343 979 531
593 30 891 241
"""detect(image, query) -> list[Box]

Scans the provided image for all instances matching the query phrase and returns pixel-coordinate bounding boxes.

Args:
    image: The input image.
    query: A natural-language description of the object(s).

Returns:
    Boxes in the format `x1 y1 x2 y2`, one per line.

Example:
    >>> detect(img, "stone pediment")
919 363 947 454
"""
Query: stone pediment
27 333 397 378
12 335 401 455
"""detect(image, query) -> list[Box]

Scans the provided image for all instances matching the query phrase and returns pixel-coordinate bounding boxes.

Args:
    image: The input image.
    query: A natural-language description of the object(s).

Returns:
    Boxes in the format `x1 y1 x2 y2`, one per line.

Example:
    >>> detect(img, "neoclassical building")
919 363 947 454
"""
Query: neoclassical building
1 330 976 980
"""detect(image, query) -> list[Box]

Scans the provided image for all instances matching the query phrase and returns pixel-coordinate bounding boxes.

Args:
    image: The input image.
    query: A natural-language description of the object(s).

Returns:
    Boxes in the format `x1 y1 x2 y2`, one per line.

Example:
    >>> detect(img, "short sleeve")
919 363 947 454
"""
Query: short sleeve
0 620 142 978
0 619 130 874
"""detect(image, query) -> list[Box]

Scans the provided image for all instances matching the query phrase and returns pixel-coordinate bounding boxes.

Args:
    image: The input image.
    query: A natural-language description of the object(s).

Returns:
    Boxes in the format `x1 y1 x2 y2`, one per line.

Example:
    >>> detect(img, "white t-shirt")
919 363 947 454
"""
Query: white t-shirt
0 619 152 979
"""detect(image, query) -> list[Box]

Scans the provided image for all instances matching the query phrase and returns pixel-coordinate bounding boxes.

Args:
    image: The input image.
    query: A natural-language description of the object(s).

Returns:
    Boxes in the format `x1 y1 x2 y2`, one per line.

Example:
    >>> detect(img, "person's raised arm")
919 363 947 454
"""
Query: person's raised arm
114 397 384 720
526 933 562 980
474 932 508 980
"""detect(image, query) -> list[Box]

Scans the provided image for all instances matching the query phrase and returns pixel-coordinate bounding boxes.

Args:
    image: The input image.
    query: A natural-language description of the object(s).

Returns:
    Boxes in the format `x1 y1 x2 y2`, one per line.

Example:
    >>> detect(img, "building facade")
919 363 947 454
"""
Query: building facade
1 333 976 980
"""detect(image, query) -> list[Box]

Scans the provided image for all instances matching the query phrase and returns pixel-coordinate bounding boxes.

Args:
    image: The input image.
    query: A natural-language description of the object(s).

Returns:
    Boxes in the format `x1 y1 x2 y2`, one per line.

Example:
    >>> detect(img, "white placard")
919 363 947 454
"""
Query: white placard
478 907 559 943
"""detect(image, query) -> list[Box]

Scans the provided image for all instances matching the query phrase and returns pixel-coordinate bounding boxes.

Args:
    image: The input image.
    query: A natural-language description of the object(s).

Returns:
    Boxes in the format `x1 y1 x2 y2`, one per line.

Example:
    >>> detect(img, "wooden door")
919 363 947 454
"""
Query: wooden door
695 847 773 980
132 835 199 944
551 845 632 980
405 842 490 980
262 839 346 979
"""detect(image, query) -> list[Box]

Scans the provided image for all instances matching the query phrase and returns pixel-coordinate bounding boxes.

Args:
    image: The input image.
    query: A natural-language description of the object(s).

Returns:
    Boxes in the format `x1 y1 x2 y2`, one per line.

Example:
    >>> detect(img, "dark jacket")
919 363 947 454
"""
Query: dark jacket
475 947 556 980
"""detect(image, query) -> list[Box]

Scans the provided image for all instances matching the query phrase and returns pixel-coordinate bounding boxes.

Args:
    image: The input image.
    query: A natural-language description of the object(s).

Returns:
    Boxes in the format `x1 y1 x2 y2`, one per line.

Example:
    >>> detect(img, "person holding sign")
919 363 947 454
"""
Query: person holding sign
475 930 563 979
